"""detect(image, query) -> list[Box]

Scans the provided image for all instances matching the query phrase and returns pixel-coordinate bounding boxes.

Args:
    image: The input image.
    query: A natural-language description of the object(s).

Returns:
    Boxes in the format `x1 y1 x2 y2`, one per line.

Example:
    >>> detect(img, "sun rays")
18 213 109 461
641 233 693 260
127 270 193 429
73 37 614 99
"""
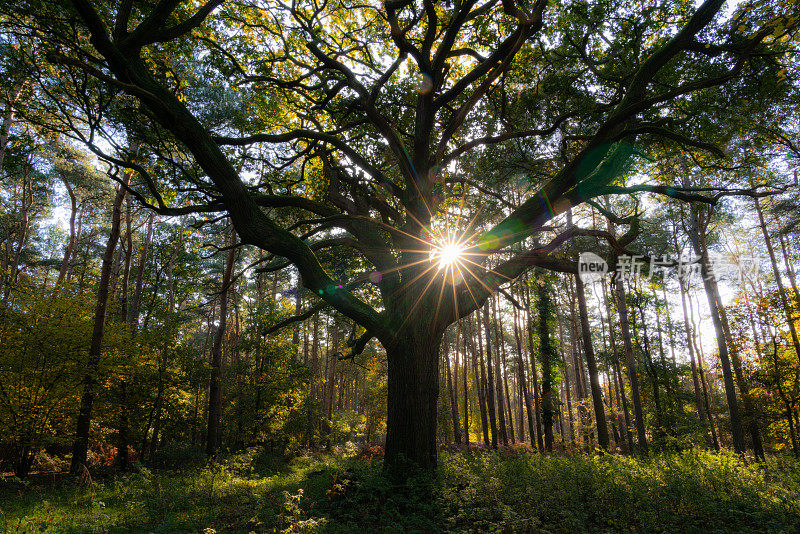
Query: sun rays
378 208 521 335
430 237 467 271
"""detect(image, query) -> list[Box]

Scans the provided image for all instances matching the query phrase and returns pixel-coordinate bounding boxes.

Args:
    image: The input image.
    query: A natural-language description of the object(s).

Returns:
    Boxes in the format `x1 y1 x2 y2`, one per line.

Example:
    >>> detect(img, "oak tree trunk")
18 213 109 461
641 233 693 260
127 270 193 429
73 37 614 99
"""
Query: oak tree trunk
384 327 442 472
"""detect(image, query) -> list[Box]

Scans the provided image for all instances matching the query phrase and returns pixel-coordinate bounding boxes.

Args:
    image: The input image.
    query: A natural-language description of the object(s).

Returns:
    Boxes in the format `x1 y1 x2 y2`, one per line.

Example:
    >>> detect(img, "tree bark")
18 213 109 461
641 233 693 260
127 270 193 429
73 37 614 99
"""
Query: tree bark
513 300 536 449
487 299 508 445
460 319 470 445
568 278 591 447
633 298 664 441
206 226 236 456
70 179 128 475
603 280 633 451
468 315 490 447
614 277 649 454
384 326 443 472
556 311 575 444
444 338 461 444
150 232 182 459
481 302 499 448
678 276 716 448
755 196 800 365
687 207 745 455
116 195 134 470
56 172 78 286
493 296 514 443
575 275 610 450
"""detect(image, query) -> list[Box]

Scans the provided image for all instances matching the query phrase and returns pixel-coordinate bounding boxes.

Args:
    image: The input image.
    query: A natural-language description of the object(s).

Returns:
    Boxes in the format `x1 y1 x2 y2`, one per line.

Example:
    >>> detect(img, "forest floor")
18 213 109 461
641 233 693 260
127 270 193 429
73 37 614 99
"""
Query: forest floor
2 447 800 533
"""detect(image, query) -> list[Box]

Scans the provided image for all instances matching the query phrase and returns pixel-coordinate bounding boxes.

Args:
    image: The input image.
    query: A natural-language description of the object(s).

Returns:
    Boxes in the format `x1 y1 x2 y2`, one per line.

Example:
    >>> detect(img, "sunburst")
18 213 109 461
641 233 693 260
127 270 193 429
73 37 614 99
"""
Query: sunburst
430 237 467 271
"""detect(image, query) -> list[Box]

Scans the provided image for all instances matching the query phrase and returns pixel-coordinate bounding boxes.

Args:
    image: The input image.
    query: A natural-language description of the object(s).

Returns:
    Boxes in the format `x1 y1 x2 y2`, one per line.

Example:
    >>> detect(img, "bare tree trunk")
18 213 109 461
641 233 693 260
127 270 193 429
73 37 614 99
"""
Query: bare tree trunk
603 280 633 451
575 276 609 450
524 283 544 451
384 325 443 471
652 288 676 425
482 302 499 448
206 226 236 456
116 196 134 470
615 277 649 454
755 197 800 365
513 299 536 449
493 296 514 443
687 285 720 449
469 315 490 447
556 311 575 444
633 297 664 442
150 231 182 460
687 207 746 455
460 320 469 445
444 339 461 444
293 288 302 350
679 277 715 448
56 172 78 286
568 278 590 447
70 178 128 476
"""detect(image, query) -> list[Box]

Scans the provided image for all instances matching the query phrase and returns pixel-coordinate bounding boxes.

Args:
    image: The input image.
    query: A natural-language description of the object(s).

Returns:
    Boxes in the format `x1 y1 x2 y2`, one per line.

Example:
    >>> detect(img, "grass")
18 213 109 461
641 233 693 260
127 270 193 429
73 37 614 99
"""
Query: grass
2 448 800 533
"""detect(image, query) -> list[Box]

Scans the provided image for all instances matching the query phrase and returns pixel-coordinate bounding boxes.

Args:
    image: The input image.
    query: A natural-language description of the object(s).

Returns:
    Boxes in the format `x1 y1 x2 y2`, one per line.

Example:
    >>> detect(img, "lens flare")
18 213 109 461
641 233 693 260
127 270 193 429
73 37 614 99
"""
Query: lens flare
430 238 466 271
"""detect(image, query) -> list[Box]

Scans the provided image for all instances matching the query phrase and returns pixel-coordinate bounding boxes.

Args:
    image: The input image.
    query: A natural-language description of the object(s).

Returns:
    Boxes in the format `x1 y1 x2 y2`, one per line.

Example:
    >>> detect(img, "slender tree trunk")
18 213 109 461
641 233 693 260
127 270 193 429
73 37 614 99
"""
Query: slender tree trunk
513 301 536 449
56 173 78 286
460 319 469 445
755 197 800 365
306 312 320 446
679 277 715 447
482 302 500 448
575 276 609 450
717 290 764 460
70 179 128 475
493 297 514 443
116 196 134 470
568 279 590 447
634 299 664 441
445 339 461 444
688 286 720 449
687 208 745 455
603 280 633 451
556 312 575 444
615 277 649 454
293 288 302 350
652 288 676 424
469 315 490 447
524 282 545 451
150 232 182 459
206 226 236 456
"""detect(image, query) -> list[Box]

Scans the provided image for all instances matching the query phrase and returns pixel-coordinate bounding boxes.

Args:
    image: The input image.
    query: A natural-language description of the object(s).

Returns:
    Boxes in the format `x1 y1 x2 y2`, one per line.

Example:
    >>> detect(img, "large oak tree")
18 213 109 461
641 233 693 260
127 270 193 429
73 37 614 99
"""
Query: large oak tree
4 0 794 470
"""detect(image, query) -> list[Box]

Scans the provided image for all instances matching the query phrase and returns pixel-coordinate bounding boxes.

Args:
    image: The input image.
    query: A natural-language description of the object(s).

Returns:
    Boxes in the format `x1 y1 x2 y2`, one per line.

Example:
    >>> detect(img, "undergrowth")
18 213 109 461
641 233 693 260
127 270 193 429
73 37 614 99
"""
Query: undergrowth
1 448 798 533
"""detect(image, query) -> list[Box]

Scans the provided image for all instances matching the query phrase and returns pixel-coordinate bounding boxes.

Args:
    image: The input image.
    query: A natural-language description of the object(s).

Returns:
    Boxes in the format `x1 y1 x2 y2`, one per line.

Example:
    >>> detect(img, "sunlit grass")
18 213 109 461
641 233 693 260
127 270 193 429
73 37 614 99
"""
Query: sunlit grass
2 448 800 533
